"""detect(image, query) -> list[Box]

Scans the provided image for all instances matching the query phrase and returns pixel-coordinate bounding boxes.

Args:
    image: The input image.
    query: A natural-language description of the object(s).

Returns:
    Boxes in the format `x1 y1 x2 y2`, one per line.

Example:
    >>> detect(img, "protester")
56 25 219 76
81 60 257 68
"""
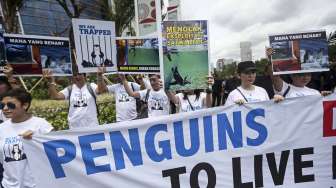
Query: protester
0 88 53 188
225 61 283 106
272 72 331 98
0 64 19 188
211 74 224 107
223 72 240 105
121 74 170 117
254 62 275 98
321 61 336 91
43 69 101 129
166 76 214 113
97 71 147 122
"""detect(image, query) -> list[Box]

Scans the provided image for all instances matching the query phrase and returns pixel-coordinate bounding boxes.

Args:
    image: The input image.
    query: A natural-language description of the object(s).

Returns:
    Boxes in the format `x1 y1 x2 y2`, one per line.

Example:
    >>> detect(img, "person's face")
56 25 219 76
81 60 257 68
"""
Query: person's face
239 71 256 87
0 83 10 95
72 73 86 87
0 96 28 119
149 75 161 90
291 73 311 87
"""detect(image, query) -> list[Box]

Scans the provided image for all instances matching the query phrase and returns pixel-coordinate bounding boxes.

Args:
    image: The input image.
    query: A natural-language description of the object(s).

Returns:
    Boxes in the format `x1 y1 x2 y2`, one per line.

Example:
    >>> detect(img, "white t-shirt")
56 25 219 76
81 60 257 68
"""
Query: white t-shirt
275 81 320 98
139 89 169 117
108 82 140 122
176 92 207 113
60 83 99 129
225 86 270 106
0 117 53 188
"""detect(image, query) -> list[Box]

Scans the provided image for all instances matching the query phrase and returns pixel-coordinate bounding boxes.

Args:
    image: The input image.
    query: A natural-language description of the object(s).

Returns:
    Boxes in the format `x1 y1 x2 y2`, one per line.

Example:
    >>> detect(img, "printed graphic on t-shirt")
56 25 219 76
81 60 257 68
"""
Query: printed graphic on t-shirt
118 93 132 102
149 97 165 111
73 92 88 107
183 104 202 112
3 136 27 162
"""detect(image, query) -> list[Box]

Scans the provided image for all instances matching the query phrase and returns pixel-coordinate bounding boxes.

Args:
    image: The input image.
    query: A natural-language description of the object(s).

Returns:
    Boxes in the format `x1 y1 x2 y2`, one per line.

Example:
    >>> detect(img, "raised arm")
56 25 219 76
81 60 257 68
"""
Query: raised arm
3 63 20 89
120 74 140 98
96 66 108 94
205 76 214 108
43 69 65 100
165 90 179 106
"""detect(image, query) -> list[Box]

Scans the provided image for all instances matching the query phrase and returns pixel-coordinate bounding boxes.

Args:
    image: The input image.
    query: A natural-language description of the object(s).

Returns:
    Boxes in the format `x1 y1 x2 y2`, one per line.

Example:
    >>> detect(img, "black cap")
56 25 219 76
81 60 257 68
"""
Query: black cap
237 61 256 74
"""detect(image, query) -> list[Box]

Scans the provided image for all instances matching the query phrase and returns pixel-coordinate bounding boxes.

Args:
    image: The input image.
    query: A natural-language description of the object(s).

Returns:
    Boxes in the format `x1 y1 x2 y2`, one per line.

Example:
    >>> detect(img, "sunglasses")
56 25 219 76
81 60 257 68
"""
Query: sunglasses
0 102 16 110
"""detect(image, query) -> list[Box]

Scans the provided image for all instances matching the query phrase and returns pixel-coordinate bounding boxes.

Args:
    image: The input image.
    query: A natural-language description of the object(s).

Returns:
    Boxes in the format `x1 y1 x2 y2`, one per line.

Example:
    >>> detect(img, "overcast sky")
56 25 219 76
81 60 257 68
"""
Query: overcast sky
180 0 336 65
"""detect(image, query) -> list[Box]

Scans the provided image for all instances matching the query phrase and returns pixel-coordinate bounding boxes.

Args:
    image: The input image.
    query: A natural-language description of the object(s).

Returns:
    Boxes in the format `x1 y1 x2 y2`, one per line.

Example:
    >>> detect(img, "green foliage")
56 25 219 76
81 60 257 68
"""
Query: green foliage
30 94 116 130
101 0 135 36
255 58 269 75
214 62 237 79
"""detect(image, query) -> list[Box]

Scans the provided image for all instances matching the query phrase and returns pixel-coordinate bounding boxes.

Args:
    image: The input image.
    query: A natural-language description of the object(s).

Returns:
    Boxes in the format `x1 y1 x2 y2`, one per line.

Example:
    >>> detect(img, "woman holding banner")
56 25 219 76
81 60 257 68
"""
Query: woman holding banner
225 61 283 106
166 76 214 113
272 72 332 98
0 88 53 188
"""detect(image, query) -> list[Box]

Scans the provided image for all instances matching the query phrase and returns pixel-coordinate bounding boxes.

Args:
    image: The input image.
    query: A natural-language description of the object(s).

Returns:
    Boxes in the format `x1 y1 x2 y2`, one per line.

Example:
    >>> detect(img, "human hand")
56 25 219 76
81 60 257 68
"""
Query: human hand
321 90 332 96
19 130 33 140
273 94 284 103
234 99 245 105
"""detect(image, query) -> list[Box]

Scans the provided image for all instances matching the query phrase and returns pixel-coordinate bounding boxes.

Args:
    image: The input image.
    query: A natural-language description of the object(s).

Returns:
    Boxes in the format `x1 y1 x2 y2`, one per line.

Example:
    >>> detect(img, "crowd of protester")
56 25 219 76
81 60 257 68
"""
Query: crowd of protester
0 57 335 188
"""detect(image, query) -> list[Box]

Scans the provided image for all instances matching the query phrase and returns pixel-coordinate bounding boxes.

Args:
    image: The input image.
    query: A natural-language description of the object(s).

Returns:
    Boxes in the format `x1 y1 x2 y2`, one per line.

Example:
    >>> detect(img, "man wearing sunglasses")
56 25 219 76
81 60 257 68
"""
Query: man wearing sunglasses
0 88 53 188
43 69 101 129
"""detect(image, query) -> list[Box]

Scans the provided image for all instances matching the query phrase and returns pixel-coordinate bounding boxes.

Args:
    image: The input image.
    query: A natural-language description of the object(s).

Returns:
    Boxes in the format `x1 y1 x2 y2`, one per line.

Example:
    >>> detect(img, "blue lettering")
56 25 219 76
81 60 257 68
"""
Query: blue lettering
217 112 243 150
78 133 111 175
43 140 76 179
203 116 214 152
145 124 172 162
174 118 200 157
246 109 267 146
110 129 143 170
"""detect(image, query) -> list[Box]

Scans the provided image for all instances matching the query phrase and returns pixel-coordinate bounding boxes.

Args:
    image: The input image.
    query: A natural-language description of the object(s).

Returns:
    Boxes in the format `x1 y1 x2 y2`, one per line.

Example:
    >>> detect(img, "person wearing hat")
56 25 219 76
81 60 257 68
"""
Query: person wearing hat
225 61 276 106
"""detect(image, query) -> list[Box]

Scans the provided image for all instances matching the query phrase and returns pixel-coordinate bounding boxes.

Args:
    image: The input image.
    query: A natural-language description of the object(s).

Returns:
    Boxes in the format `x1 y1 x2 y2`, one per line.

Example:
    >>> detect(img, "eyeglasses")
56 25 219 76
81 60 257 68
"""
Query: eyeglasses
0 102 16 110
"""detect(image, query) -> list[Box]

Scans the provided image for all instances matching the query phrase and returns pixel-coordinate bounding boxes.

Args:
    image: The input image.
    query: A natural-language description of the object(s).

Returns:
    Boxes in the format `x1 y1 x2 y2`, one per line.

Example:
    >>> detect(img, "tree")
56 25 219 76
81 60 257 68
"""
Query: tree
0 0 24 33
54 0 87 71
255 58 269 75
101 0 135 36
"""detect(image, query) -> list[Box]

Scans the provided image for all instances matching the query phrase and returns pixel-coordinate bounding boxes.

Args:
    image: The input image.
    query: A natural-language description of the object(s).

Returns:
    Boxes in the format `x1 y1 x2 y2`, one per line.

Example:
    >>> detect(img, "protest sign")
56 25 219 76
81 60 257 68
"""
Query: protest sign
3 34 72 76
117 37 160 73
72 19 117 73
269 31 329 75
23 94 336 188
162 20 209 91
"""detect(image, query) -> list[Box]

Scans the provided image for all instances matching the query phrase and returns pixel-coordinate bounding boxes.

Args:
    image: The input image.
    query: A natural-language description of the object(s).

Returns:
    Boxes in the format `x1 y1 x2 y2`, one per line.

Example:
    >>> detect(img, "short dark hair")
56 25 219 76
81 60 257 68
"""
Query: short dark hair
149 74 160 79
1 88 32 110
0 76 11 89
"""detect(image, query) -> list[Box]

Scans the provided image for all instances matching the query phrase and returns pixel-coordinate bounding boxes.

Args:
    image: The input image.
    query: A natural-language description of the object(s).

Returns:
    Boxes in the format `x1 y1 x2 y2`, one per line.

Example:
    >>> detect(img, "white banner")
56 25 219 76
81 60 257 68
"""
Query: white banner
24 94 336 188
72 18 117 73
